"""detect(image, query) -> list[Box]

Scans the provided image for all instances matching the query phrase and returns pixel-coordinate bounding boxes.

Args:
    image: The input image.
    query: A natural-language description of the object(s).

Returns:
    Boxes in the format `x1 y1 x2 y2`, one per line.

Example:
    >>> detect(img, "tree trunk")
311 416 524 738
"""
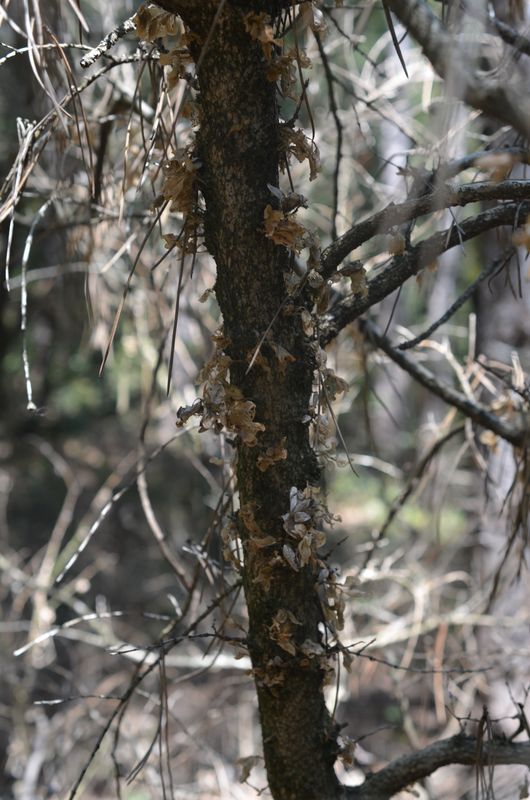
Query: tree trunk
182 5 341 799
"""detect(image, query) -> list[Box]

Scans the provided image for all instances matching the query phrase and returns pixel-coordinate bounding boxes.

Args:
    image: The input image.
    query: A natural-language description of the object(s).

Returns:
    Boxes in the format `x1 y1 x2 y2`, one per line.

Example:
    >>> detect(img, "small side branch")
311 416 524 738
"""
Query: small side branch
360 320 527 449
493 17 530 58
397 253 510 350
321 200 530 342
321 178 530 278
346 734 530 799
79 17 137 69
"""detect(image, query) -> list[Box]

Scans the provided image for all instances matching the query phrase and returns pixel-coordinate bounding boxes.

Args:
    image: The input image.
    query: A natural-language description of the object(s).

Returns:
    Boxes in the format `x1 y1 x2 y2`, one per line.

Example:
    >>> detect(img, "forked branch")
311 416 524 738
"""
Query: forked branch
321 177 530 278
321 200 530 343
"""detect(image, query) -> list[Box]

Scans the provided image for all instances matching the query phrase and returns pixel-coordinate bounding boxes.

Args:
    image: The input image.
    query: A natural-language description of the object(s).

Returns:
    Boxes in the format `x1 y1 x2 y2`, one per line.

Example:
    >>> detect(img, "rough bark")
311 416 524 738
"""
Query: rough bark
180 4 341 799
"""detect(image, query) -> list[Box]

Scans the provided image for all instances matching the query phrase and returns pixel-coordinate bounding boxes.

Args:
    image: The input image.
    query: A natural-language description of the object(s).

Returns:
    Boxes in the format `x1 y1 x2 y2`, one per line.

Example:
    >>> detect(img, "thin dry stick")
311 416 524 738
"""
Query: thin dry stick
48 28 95 197
99 200 168 375
398 253 512 351
24 438 81 662
313 30 342 241
137 468 191 592
19 195 53 409
66 579 242 800
5 119 36 291
166 251 186 394
54 433 182 585
362 319 528 448
118 56 149 223
0 53 159 227
0 42 91 69
362 423 465 569
80 16 137 69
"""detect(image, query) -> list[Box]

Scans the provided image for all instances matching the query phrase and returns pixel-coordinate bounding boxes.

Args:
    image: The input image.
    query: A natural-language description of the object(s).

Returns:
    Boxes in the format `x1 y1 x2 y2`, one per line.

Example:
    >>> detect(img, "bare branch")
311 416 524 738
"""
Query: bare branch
347 734 530 799
439 147 530 180
321 178 530 278
79 16 137 69
384 0 530 138
396 254 510 350
493 17 530 57
358 320 528 450
321 200 530 343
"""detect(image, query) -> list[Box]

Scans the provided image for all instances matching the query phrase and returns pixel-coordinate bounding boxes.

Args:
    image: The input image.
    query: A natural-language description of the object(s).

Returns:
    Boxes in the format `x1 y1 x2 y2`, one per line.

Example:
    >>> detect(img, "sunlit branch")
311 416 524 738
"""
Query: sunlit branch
79 15 137 68
359 320 527 450
321 200 530 343
0 42 91 68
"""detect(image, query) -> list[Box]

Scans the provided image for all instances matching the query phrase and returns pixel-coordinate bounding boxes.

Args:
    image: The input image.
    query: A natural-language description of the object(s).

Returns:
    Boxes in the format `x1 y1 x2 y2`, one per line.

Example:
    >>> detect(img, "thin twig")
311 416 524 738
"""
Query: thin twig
397 253 512 350
66 579 242 800
362 423 465 568
79 16 137 69
361 319 528 448
322 199 530 343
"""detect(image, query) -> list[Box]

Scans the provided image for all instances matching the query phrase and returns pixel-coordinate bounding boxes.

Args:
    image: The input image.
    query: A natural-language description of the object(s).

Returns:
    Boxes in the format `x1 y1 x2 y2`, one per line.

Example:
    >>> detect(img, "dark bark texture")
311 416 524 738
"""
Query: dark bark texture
181 4 340 799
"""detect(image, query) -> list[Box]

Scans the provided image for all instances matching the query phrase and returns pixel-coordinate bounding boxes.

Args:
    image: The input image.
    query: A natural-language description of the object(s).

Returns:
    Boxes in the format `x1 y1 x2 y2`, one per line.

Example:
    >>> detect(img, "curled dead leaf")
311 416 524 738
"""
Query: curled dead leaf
236 755 261 783
387 231 406 255
337 736 356 767
175 398 203 427
162 150 197 215
239 502 262 537
257 438 288 471
300 639 325 657
479 430 499 452
244 11 280 60
279 125 321 181
226 399 265 445
135 4 177 41
269 608 301 656
282 543 300 571
264 204 308 252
